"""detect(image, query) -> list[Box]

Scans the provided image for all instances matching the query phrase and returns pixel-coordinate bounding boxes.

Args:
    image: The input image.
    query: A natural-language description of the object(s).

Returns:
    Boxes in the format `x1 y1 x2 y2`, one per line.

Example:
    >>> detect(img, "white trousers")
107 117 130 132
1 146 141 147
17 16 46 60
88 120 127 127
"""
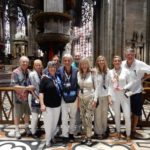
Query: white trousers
28 94 41 134
111 92 131 136
61 98 77 137
43 106 60 145
31 112 40 134
94 96 109 135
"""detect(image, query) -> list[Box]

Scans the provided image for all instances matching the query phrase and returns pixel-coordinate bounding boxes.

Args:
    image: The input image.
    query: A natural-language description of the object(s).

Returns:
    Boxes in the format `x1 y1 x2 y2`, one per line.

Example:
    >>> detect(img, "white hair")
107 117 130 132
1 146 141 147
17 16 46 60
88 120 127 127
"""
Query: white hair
125 47 135 53
19 56 29 63
62 53 73 61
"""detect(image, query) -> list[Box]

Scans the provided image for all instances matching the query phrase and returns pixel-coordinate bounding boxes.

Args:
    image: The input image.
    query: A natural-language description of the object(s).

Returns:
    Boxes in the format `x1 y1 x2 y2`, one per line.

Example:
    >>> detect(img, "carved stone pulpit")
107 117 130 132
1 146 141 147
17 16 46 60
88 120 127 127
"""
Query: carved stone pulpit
32 0 72 62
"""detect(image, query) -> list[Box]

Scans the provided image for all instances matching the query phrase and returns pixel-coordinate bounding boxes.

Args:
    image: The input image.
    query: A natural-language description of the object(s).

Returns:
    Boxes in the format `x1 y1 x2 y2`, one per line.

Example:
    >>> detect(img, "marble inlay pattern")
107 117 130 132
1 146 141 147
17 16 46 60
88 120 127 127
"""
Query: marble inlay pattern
0 125 150 150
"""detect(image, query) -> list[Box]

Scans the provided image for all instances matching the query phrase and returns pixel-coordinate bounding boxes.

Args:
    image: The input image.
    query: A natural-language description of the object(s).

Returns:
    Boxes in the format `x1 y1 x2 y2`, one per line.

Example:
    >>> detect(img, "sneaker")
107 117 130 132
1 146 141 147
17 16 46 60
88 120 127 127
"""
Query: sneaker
86 139 92 146
80 138 87 144
32 133 38 139
122 131 126 137
44 143 51 148
93 133 99 139
25 127 32 136
117 133 121 140
98 134 103 140
103 132 109 139
126 136 131 142
51 138 56 144
131 131 143 139
15 131 21 139
69 134 75 142
61 136 69 143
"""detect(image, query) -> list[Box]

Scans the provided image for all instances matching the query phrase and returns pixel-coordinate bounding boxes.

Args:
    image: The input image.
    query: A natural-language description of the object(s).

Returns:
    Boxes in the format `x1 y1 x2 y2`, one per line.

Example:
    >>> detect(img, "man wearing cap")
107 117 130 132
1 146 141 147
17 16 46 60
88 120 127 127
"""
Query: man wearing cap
122 47 150 138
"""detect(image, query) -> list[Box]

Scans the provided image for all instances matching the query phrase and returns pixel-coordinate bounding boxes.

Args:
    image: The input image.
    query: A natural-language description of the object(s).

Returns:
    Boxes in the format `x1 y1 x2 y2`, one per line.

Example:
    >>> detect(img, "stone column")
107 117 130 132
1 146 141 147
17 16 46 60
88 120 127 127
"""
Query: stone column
112 0 126 58
9 16 17 55
44 0 63 12
93 0 113 66
93 0 102 60
0 14 2 39
27 15 38 57
0 1 3 38
146 0 150 64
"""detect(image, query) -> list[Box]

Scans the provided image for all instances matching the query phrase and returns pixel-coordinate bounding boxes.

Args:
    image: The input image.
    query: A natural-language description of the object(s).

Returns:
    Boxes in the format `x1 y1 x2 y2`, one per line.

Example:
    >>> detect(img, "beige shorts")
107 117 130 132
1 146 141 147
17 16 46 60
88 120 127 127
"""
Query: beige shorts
14 101 31 118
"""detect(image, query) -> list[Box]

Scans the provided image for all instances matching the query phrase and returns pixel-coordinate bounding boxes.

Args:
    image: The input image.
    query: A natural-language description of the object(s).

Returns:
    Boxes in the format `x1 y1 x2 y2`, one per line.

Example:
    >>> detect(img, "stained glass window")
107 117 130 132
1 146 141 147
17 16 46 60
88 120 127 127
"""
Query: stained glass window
72 0 93 58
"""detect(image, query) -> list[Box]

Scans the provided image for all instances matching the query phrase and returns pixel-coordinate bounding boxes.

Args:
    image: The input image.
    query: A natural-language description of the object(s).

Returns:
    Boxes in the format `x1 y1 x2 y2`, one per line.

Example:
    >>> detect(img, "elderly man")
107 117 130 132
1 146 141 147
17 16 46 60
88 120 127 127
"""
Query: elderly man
11 56 34 139
122 47 150 138
72 51 81 69
58 53 78 142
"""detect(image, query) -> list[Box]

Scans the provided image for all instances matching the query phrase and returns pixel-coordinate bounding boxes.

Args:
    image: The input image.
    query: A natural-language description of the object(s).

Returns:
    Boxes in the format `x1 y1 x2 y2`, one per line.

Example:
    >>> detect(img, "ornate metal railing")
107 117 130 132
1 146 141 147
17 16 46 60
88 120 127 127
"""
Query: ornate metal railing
0 87 14 124
0 86 150 126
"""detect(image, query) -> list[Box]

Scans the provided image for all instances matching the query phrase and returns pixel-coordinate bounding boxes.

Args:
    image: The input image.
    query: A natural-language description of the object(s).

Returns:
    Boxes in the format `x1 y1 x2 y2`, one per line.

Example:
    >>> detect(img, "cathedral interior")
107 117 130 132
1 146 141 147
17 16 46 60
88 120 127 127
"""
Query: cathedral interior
0 0 150 150
0 0 150 68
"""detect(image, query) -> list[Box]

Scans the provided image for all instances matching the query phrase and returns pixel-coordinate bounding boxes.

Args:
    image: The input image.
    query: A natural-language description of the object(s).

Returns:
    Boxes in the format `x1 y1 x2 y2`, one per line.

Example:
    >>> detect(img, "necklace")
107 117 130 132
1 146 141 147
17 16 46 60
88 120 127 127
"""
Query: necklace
113 68 122 88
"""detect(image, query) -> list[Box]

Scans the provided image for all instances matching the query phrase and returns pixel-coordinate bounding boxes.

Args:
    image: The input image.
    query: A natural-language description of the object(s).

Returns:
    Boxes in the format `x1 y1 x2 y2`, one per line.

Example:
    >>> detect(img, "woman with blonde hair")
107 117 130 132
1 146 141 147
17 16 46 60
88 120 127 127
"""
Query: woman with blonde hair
108 55 133 141
94 55 109 139
77 57 96 146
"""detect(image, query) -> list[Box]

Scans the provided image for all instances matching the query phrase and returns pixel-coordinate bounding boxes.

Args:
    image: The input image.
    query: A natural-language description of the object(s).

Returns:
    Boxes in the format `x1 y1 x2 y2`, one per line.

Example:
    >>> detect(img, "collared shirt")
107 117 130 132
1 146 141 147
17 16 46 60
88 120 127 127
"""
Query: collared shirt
122 59 150 94
108 68 132 100
11 67 30 102
94 70 109 99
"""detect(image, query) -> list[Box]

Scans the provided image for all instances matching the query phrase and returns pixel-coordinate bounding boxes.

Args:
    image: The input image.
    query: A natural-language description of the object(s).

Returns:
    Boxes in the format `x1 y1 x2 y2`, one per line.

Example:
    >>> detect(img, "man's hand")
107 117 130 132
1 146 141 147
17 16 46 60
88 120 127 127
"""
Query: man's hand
26 85 35 91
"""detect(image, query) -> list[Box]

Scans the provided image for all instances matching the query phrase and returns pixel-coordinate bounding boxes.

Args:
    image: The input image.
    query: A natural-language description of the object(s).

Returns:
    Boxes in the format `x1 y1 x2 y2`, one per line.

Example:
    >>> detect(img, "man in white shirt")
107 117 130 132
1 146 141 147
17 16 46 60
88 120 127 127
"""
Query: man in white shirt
122 47 150 138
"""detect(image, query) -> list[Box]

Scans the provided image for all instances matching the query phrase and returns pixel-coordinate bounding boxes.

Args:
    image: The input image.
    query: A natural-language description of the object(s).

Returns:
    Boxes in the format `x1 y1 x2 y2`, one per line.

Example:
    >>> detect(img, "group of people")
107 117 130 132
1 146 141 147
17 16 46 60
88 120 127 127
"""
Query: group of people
11 47 150 147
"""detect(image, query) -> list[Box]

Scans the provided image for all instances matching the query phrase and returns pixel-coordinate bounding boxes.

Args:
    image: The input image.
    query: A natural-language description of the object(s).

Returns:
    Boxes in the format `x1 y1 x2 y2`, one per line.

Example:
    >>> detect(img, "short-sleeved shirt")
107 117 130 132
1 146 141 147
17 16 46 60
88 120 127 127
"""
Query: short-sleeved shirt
39 75 62 108
11 67 30 102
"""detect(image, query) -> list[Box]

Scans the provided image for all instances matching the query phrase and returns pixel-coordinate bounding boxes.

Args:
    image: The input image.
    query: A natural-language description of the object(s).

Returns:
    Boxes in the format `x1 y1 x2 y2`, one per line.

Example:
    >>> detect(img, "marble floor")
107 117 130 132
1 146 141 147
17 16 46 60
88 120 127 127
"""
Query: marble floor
0 124 150 150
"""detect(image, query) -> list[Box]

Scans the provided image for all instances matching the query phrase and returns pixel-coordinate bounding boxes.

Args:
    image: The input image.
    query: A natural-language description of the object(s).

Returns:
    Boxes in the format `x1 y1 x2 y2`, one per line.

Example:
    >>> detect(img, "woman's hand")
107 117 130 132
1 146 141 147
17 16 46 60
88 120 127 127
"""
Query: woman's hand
91 100 96 109
108 96 113 105
40 104 46 112
77 97 80 110
115 86 123 91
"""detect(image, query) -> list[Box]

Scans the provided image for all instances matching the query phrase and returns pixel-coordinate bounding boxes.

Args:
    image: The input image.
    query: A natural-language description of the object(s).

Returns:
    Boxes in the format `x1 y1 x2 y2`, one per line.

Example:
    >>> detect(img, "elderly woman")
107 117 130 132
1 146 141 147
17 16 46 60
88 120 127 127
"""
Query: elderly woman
39 61 62 148
94 56 109 139
28 59 43 138
77 57 96 146
108 56 133 141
